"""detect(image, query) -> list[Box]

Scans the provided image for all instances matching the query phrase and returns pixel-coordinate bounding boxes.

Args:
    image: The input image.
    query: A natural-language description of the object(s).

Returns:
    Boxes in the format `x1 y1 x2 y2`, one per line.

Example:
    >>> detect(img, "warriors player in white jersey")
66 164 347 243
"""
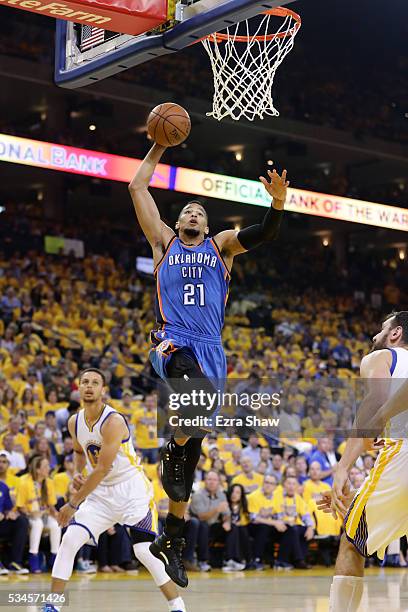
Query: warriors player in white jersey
317 312 408 612
43 368 186 612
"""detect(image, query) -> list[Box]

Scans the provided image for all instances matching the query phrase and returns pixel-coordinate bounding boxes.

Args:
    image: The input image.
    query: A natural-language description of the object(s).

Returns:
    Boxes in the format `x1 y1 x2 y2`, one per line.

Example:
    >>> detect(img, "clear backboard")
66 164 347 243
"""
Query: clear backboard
55 0 297 89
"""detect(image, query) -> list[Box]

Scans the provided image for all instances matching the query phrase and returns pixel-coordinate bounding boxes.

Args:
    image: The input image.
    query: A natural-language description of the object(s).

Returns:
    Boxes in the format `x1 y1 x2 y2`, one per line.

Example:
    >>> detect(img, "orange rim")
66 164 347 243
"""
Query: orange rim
203 7 301 44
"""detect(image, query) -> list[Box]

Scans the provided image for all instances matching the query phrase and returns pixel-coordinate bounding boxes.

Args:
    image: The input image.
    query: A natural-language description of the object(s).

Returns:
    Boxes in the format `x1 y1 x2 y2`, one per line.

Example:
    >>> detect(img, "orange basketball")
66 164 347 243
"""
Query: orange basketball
147 103 191 147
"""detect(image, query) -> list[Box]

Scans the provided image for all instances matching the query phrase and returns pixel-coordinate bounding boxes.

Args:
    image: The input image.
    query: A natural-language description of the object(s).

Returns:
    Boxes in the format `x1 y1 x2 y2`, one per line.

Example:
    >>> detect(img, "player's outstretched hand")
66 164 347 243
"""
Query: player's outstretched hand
316 490 338 519
259 164 290 203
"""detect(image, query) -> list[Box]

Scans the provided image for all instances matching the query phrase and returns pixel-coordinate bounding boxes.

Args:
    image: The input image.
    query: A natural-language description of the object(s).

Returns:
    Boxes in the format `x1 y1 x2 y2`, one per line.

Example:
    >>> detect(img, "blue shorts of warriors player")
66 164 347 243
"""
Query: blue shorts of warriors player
150 326 227 419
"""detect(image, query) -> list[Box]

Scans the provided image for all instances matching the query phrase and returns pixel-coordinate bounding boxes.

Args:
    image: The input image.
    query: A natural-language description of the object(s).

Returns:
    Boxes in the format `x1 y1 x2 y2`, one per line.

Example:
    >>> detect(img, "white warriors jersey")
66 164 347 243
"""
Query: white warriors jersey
384 347 408 439
75 404 143 485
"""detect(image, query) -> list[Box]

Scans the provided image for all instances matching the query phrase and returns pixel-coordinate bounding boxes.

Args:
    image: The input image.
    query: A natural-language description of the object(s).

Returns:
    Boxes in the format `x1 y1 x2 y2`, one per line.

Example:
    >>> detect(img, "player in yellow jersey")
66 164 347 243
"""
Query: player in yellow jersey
42 368 186 612
323 312 408 612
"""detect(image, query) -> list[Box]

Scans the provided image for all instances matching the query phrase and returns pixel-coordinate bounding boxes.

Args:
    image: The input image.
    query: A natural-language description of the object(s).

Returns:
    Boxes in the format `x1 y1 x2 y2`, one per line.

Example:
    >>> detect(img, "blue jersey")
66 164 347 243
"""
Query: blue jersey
154 236 230 339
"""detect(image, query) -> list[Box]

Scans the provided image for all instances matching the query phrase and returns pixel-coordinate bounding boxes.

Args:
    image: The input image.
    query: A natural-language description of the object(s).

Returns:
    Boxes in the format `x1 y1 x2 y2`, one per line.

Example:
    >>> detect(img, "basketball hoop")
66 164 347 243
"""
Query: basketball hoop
201 7 301 122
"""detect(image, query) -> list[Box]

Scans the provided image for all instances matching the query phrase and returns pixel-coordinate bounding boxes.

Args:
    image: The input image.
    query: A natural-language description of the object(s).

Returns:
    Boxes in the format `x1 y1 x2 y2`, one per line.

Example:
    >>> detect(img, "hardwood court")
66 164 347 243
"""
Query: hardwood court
2 567 408 611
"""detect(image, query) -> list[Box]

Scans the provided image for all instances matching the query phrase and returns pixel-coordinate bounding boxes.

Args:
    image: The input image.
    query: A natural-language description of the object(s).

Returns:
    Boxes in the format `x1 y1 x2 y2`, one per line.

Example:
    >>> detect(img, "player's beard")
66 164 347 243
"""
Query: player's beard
184 227 200 238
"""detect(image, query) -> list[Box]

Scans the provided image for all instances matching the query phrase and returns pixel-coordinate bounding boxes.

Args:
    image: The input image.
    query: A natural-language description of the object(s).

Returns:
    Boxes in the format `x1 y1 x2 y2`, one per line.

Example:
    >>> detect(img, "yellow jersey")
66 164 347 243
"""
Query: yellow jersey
16 474 57 513
0 474 20 502
272 490 311 526
53 472 72 500
231 472 263 494
247 489 275 519
132 408 158 450
308 498 342 536
302 479 331 504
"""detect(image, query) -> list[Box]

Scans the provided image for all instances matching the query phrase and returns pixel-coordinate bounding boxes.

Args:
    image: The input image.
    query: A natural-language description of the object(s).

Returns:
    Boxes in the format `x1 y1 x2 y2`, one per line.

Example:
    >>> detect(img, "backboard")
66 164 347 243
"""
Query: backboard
55 0 296 89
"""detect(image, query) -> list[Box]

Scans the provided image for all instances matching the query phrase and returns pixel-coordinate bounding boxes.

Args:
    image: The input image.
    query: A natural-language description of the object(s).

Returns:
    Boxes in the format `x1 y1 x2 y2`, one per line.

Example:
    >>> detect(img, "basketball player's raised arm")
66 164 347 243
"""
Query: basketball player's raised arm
214 166 289 260
128 143 175 255
332 351 391 515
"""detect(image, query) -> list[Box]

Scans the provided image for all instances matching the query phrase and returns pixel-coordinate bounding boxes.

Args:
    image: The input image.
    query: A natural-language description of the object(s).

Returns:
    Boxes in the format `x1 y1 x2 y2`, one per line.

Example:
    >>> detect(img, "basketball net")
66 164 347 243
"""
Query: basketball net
201 7 301 122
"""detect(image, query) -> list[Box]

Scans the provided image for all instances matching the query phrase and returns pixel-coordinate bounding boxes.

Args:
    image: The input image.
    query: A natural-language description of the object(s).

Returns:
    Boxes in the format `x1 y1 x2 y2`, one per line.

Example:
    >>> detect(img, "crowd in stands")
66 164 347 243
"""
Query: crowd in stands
1 213 408 575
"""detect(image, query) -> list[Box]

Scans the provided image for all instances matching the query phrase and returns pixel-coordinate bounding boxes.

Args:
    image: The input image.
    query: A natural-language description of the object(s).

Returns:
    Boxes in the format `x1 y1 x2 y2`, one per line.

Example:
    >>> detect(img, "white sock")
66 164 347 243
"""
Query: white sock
329 576 363 612
168 596 186 612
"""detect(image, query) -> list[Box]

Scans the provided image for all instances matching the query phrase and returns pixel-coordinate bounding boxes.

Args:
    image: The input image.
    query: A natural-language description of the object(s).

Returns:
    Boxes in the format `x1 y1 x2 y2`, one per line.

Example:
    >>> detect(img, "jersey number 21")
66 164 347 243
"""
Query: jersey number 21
183 283 205 306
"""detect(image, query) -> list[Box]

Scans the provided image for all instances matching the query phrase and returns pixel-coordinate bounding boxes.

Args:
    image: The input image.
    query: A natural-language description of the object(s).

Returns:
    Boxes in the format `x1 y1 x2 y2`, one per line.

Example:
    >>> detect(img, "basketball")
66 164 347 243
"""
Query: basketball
147 103 191 147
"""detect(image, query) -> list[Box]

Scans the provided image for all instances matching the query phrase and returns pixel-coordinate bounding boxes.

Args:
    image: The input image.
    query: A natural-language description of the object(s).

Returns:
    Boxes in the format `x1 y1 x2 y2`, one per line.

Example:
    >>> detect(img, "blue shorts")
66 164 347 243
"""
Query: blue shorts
149 326 227 391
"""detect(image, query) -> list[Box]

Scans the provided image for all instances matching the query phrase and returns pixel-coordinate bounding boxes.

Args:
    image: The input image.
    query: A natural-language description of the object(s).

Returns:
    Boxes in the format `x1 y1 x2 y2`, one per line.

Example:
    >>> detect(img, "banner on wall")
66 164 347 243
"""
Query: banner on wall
0 133 407 232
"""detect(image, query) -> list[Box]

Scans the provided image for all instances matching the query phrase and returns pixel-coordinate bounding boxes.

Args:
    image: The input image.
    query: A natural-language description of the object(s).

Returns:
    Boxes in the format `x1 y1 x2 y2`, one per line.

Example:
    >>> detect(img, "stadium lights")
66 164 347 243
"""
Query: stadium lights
235 151 243 162
398 249 406 261
322 237 330 247
89 124 96 131
0 206 5 214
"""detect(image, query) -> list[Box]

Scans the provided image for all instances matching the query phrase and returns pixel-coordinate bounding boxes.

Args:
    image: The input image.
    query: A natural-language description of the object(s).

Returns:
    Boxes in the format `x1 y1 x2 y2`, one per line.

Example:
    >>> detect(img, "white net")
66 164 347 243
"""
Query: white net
201 8 301 122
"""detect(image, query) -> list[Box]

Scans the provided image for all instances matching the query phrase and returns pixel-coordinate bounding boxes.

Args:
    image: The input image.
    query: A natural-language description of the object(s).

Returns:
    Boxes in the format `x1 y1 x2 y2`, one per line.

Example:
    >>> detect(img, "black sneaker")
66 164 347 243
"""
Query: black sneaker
160 441 187 502
149 534 188 588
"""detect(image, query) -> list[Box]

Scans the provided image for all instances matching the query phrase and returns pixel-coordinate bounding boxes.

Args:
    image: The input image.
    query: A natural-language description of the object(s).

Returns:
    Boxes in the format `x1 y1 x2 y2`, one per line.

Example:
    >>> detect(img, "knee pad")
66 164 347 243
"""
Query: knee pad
52 525 89 581
133 541 169 587
166 349 218 436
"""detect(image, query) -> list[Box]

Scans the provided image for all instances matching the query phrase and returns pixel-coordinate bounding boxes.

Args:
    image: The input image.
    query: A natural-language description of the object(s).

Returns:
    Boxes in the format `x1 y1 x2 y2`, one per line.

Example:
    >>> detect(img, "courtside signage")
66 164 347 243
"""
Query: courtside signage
0 133 406 232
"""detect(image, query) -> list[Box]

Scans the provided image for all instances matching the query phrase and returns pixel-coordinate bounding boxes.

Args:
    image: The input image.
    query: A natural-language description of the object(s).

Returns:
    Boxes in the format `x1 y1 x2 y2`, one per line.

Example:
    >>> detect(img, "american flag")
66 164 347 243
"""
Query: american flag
80 26 105 52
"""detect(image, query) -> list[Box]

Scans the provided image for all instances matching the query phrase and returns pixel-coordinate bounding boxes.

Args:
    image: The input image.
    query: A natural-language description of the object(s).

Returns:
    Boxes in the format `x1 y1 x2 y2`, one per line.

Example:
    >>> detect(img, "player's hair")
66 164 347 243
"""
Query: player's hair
178 198 208 221
29 455 50 507
79 367 106 386
384 311 408 343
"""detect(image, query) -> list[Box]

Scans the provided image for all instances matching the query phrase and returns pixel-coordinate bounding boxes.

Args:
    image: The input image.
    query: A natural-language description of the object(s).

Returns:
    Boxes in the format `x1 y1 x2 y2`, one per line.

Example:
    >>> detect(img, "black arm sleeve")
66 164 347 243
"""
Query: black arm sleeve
237 205 283 250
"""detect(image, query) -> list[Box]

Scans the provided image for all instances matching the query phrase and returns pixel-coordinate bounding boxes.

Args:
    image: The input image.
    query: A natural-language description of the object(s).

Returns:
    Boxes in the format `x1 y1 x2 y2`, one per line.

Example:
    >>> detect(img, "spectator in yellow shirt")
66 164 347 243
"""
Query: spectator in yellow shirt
2 418 30 456
232 458 263 494
272 476 314 569
16 456 61 573
247 475 284 569
20 387 42 417
132 393 159 463
53 455 74 501
307 496 342 566
302 461 331 504
3 352 28 379
224 449 242 478
25 371 45 404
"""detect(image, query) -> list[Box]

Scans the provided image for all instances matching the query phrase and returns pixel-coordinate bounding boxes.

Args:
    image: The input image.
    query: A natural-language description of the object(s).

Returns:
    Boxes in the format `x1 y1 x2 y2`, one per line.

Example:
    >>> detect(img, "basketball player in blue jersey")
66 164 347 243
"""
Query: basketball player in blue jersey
41 368 186 612
128 143 289 587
